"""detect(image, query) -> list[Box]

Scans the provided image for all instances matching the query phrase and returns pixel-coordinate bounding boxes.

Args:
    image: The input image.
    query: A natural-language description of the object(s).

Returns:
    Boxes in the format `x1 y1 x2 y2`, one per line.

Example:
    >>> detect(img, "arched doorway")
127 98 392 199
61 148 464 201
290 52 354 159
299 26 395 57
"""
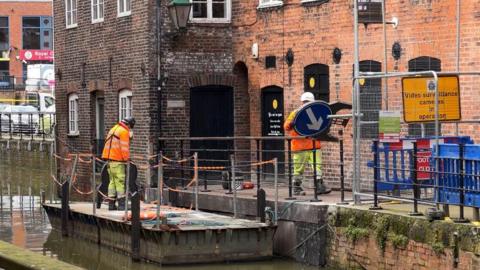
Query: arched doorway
261 86 285 175
304 64 330 102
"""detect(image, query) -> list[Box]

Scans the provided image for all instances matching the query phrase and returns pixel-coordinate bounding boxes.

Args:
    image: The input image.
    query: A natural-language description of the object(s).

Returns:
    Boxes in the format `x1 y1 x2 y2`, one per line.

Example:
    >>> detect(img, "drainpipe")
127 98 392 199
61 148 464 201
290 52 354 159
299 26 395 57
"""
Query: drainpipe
157 0 163 148
455 0 460 135
382 0 388 110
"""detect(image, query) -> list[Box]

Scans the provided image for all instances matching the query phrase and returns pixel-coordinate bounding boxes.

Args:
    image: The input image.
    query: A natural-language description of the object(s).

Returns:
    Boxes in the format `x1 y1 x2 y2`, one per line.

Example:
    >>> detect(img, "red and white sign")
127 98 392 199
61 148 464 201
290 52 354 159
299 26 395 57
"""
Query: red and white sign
416 151 431 180
19 50 54 61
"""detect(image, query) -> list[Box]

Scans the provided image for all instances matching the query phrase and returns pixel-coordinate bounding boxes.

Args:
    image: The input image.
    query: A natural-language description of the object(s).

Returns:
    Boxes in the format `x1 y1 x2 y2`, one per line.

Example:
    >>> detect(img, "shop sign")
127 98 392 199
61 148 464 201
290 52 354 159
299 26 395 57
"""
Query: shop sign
19 50 54 61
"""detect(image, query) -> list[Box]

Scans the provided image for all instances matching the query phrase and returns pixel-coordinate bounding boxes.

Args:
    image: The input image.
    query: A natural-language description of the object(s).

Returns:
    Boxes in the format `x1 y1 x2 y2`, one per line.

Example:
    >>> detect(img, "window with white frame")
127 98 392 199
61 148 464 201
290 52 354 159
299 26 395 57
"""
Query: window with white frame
68 94 79 135
119 89 132 121
191 0 231 22
118 0 131 17
92 0 104 23
65 0 77 28
258 0 283 8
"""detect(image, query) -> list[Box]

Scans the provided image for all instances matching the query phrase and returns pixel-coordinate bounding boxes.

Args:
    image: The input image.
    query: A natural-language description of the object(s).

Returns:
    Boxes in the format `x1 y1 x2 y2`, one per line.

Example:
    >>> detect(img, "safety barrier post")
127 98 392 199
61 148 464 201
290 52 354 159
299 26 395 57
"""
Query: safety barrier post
202 147 210 192
8 183 12 214
41 114 45 141
370 140 382 210
286 139 295 200
311 140 320 202
131 187 141 262
156 151 163 228
29 114 33 141
180 140 185 189
61 179 69 237
41 190 45 205
92 152 96 216
124 162 131 219
409 142 421 216
257 188 266 223
456 143 468 223
8 114 12 140
194 152 199 211
274 158 278 225
339 129 346 204
49 143 53 203
256 139 261 192
231 154 237 218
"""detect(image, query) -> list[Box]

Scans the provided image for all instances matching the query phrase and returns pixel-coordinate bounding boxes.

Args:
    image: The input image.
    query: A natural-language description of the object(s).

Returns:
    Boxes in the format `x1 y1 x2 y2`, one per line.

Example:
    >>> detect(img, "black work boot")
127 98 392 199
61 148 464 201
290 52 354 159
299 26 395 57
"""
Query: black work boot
294 182 306 196
316 179 332 195
108 199 117 211
117 197 126 211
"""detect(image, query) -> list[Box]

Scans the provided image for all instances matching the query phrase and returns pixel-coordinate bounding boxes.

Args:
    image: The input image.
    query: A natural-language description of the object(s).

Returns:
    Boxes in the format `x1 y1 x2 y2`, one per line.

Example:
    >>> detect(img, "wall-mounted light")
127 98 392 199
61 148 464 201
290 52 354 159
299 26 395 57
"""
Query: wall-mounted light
160 72 169 87
168 0 192 31
333 47 342 64
285 49 294 67
392 42 401 60
55 68 62 81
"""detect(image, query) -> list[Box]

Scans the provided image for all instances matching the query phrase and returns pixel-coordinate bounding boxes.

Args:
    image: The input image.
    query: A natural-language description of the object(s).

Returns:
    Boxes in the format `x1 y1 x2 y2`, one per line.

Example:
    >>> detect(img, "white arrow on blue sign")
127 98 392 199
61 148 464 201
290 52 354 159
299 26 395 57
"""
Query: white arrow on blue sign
293 101 333 137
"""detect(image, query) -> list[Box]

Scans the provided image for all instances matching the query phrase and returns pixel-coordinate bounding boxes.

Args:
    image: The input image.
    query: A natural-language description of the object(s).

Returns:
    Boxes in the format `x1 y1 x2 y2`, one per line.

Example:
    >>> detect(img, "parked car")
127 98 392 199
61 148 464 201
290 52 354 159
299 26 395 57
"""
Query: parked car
1 105 40 134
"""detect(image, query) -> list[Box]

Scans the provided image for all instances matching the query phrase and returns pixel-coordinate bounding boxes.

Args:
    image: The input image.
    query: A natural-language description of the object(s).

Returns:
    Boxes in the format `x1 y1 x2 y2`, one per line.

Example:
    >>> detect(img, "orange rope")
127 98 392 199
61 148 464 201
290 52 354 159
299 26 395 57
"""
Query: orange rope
162 155 193 163
77 156 93 164
51 174 64 186
197 166 225 170
53 153 72 161
250 159 275 166
72 185 93 195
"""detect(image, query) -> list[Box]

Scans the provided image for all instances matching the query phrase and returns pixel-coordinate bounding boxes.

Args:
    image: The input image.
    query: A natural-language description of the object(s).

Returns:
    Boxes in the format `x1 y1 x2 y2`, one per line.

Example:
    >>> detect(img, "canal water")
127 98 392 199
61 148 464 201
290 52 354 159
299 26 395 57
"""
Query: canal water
0 149 321 270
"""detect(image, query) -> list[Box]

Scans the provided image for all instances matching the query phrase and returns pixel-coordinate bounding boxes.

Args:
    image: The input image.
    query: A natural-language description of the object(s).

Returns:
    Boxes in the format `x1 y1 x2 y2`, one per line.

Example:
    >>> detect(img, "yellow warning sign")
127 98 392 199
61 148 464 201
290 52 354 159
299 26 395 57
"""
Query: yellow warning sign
402 76 461 123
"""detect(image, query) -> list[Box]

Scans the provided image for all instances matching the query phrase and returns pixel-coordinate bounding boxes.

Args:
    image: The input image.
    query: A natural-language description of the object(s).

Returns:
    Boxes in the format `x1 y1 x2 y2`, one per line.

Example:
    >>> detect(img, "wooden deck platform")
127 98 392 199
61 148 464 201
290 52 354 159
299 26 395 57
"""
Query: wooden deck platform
43 202 275 265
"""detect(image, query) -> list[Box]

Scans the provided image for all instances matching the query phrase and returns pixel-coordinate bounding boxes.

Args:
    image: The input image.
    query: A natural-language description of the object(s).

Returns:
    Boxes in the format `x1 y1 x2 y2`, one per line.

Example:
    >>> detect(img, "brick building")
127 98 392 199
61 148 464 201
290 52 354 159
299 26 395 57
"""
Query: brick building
0 0 53 90
55 0 480 190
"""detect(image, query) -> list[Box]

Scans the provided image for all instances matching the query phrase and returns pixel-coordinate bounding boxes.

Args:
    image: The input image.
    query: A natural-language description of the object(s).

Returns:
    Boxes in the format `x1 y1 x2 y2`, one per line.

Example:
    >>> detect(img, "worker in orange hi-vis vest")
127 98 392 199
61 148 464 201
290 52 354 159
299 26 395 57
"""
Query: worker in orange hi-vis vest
102 117 135 210
284 92 331 196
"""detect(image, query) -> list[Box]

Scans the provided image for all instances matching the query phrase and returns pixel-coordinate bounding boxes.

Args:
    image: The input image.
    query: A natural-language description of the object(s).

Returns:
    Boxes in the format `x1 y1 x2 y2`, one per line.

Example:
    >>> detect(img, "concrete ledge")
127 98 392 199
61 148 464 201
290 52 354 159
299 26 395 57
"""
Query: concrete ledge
0 240 84 270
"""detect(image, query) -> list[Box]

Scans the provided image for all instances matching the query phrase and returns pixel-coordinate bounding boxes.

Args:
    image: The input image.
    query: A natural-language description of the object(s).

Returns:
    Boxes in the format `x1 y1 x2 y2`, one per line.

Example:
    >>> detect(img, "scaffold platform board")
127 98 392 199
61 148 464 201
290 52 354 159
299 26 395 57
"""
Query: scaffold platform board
43 202 275 265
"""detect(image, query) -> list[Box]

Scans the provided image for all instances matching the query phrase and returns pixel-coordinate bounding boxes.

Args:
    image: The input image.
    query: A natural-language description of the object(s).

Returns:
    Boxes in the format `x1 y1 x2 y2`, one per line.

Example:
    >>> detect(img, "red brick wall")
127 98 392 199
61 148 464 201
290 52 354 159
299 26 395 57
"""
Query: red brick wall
232 0 480 190
0 1 52 78
330 232 480 270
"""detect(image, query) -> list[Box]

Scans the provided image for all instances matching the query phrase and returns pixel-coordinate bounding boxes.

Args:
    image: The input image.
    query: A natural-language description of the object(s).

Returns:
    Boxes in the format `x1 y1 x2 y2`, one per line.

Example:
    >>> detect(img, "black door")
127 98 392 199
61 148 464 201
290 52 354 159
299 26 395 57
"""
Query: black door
304 64 330 102
190 85 234 178
261 86 285 176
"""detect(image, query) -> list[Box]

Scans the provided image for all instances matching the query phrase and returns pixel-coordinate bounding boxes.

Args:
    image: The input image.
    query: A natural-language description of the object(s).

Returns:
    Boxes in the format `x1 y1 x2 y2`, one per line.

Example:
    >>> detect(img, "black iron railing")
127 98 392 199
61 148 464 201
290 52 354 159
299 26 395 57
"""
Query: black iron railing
0 112 56 140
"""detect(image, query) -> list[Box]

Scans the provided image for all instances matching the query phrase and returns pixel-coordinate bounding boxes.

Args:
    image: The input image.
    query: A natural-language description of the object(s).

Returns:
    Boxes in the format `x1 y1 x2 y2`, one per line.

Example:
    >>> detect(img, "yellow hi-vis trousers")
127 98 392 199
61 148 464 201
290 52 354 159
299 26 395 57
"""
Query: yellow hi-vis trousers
293 150 322 178
107 162 126 198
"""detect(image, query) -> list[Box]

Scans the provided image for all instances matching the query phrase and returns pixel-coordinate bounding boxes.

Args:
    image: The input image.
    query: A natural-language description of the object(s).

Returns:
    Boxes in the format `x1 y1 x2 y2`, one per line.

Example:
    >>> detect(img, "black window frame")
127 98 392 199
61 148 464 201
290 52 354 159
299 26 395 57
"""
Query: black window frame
0 17 9 59
22 16 53 50
358 60 382 139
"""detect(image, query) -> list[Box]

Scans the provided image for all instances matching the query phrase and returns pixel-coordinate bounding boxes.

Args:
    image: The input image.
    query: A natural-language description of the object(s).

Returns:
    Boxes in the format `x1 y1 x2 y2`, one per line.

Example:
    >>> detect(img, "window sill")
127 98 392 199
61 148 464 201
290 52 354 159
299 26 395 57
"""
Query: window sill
66 23 78 29
301 0 329 5
92 18 104 24
117 11 131 18
189 18 231 24
257 1 283 9
67 132 80 137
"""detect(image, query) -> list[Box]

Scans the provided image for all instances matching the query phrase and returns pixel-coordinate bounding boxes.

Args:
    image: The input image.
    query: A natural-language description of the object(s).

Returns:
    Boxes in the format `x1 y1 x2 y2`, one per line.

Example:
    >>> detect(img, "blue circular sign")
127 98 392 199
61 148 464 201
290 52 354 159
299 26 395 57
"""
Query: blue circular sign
293 101 333 137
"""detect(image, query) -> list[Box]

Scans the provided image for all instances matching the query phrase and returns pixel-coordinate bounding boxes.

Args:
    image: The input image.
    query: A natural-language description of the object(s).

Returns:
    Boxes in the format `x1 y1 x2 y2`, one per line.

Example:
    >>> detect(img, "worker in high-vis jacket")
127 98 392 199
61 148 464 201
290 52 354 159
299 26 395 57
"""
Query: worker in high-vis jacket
284 92 331 196
102 117 135 210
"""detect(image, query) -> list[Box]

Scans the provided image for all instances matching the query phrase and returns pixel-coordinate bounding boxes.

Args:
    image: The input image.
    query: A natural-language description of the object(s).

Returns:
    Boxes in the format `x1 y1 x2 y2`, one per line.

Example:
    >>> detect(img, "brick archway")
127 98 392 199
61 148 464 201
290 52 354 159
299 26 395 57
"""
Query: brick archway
187 73 235 88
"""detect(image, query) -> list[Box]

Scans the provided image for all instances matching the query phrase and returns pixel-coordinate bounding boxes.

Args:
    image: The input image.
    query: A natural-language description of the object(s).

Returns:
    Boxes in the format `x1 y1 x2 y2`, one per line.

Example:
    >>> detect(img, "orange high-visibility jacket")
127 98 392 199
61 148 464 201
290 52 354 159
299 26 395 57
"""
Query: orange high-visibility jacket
102 122 130 161
284 109 321 152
